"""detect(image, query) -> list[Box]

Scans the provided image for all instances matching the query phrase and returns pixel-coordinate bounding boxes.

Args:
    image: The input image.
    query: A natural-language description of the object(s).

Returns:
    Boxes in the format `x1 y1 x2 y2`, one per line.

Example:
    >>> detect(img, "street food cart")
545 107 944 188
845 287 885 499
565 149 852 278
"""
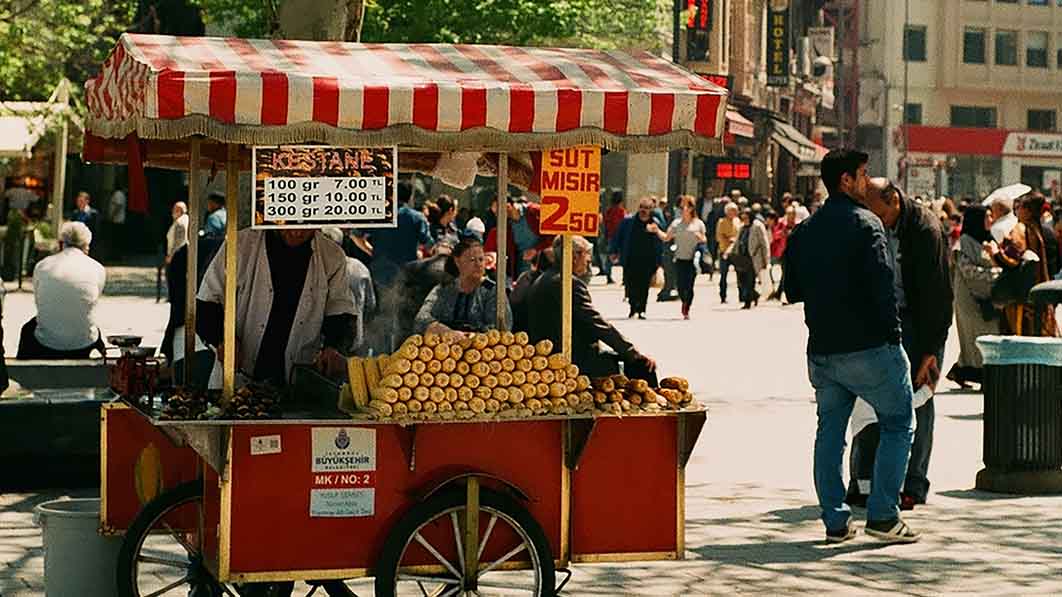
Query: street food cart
85 33 725 596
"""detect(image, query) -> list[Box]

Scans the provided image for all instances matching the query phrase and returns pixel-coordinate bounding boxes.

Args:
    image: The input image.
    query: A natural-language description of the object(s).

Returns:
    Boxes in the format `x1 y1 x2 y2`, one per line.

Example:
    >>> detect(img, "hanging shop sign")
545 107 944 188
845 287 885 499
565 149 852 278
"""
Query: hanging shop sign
539 146 602 236
252 145 398 229
767 1 790 87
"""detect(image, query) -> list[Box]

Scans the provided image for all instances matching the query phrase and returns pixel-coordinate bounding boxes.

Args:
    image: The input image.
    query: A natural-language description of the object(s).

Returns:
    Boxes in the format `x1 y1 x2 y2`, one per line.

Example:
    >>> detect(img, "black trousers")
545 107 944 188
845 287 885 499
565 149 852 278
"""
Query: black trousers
736 267 758 304
16 318 104 359
675 259 696 305
626 263 654 314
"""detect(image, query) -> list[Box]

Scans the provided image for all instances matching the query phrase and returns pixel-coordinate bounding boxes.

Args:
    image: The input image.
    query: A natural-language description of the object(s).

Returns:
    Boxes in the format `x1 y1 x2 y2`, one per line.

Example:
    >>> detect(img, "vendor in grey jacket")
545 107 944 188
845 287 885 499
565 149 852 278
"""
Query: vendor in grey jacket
847 178 953 511
415 236 510 335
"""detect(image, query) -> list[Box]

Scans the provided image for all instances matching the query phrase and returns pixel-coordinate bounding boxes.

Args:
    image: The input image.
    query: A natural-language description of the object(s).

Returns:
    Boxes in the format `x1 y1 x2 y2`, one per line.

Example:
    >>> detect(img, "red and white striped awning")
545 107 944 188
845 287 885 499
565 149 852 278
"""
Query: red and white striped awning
85 34 727 154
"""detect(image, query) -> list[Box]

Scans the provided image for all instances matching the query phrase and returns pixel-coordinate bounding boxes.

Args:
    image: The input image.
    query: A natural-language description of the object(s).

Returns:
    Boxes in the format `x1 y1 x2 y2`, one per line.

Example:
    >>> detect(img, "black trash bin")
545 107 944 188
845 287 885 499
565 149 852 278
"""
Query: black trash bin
976 335 1062 493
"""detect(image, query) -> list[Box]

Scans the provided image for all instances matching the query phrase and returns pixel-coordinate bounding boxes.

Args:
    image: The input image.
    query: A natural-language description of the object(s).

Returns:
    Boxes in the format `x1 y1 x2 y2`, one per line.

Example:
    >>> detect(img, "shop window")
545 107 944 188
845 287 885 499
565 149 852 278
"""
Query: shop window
1027 31 1048 68
1058 33 1062 67
963 27 986 64
996 30 1018 66
951 105 998 127
1028 109 1056 131
905 103 923 125
1021 165 1055 193
1029 0 1048 5
948 155 1001 200
904 26 927 62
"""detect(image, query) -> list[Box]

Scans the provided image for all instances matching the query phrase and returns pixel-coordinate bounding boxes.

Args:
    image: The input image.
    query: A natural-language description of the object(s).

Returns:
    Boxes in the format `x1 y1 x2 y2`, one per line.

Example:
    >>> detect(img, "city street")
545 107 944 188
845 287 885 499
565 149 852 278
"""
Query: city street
3 270 1062 595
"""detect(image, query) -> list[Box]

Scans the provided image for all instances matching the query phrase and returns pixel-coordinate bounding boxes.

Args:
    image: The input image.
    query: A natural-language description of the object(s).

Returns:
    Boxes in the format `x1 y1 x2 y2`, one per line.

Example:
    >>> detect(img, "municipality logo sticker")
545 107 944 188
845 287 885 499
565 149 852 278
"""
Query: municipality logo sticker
334 429 350 450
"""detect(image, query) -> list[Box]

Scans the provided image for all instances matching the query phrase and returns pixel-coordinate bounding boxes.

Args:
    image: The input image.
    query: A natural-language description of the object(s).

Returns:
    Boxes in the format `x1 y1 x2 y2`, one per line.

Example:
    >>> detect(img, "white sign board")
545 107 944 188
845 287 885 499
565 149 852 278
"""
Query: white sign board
309 427 376 517
252 145 398 229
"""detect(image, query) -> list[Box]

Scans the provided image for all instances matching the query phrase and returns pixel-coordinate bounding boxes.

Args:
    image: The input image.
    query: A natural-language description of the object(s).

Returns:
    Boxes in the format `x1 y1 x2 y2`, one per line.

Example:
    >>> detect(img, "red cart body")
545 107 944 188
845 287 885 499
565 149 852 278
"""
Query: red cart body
101 402 704 582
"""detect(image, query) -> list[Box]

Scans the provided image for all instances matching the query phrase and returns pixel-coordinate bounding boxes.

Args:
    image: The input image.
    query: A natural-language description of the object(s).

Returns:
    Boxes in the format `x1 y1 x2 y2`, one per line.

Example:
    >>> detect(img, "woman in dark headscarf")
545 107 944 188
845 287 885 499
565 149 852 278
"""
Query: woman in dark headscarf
946 205 999 387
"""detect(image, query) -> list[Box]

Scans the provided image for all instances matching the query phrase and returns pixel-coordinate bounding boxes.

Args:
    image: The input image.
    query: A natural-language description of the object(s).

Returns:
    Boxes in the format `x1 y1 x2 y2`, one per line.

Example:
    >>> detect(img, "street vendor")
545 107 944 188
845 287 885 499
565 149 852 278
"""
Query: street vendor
196 228 356 387
528 235 657 380
415 235 510 335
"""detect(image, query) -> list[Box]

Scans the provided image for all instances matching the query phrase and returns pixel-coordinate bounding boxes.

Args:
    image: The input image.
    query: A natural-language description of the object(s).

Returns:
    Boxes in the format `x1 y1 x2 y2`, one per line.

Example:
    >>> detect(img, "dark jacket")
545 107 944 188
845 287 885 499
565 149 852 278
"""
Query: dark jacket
893 195 954 365
527 267 640 376
784 193 902 356
1041 221 1060 278
609 212 667 267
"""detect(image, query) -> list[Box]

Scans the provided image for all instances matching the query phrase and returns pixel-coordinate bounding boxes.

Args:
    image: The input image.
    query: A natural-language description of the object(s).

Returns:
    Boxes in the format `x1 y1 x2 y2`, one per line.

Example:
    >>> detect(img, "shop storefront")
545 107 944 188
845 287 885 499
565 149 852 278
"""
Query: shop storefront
903 126 1062 200
692 107 757 199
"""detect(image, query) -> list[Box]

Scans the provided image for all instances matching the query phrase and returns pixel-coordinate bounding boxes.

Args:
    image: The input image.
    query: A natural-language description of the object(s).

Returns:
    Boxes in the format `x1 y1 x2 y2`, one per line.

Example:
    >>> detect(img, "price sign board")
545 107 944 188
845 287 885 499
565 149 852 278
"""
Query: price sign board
539 146 602 235
252 145 398 229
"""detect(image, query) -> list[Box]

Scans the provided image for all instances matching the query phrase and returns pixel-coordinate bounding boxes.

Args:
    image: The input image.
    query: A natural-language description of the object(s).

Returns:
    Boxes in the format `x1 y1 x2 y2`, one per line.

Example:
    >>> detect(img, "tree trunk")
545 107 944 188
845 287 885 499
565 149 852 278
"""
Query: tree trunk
276 0 363 41
344 0 365 42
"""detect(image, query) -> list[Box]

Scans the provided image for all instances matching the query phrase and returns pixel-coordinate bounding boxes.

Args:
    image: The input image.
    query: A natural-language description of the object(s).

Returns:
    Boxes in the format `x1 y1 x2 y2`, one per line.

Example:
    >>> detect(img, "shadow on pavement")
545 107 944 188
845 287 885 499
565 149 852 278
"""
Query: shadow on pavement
937 488 1032 501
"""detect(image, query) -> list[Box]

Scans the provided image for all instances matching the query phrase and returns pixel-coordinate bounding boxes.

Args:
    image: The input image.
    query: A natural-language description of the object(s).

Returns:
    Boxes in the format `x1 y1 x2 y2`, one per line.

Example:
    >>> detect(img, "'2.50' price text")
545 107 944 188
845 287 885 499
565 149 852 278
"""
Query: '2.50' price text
540 195 600 235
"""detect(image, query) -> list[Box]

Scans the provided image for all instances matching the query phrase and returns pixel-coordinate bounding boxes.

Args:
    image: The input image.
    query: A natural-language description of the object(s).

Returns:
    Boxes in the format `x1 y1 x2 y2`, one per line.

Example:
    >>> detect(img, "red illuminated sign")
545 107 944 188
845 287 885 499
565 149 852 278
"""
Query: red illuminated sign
713 161 751 179
702 74 730 90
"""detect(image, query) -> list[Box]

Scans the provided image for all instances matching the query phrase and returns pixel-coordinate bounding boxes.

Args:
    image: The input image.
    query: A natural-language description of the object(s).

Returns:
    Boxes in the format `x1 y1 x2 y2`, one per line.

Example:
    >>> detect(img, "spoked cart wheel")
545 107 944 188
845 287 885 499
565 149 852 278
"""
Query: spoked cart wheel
116 480 234 597
375 482 556 597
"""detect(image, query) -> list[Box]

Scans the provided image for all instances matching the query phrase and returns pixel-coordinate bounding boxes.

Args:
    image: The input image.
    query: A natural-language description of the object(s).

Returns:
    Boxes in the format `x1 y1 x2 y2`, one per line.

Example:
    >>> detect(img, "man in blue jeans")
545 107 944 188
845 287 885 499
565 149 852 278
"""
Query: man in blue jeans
847 178 953 511
784 149 919 544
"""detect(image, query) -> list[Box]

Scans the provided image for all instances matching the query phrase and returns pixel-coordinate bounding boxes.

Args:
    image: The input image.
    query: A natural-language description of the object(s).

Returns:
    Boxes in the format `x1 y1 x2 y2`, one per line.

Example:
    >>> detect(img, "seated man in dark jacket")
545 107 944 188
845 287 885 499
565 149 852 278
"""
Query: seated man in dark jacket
528 235 656 380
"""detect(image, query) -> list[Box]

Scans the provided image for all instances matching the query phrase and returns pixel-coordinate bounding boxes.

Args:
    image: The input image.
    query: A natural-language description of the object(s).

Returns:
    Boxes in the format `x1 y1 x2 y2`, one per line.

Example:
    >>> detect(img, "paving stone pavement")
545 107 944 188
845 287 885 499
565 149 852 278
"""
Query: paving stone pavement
3 271 1062 595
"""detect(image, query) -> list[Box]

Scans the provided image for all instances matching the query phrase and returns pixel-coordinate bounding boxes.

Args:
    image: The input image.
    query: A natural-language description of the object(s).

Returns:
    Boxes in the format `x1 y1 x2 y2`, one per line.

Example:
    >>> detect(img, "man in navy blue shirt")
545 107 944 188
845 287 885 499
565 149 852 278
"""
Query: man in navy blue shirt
784 149 919 544
367 180 433 287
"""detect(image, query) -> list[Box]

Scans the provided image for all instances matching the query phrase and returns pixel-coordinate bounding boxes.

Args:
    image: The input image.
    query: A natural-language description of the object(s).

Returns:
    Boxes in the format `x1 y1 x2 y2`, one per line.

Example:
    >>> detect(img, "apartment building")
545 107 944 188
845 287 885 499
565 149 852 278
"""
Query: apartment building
859 0 1062 199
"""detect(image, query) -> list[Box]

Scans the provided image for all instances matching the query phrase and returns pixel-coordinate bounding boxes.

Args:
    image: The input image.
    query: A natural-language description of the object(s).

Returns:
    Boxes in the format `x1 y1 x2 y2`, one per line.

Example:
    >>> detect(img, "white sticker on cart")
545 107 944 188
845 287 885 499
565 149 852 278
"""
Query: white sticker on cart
250 435 282 455
310 488 375 517
311 427 376 473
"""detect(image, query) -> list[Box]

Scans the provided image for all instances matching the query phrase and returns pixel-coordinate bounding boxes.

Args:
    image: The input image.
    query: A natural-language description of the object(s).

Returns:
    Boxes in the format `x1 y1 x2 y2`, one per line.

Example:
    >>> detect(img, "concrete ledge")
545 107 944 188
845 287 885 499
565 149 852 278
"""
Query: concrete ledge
0 388 111 490
6 359 109 389
975 467 1062 495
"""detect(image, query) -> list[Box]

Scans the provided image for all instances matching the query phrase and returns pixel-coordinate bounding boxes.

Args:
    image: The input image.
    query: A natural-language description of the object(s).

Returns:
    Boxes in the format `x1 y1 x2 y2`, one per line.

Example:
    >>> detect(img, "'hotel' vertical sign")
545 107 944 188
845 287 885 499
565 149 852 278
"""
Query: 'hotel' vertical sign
767 0 790 87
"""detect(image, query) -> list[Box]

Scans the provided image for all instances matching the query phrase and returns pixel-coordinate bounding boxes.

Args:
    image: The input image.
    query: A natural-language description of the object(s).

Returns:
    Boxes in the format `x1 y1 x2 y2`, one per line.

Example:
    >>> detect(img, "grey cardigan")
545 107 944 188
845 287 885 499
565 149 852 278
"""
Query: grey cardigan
414 279 512 333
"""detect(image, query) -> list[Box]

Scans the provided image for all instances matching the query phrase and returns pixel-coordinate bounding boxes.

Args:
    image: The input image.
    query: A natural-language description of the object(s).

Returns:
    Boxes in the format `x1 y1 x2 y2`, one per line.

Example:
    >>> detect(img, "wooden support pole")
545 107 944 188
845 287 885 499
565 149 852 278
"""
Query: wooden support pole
561 235 573 361
495 153 509 329
49 81 69 243
222 144 239 400
183 138 201 386
464 476 480 584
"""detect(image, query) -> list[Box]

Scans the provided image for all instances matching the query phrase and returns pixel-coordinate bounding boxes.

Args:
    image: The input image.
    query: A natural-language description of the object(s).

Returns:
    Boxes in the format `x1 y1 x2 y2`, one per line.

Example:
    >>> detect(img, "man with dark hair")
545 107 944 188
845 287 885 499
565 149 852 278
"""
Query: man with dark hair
848 178 953 512
785 149 919 544
203 190 227 237
367 180 433 287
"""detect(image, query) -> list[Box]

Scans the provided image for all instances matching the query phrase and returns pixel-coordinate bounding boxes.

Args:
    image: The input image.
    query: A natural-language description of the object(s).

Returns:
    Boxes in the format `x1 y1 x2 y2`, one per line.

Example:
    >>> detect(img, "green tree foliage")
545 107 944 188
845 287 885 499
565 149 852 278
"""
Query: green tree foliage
0 1 137 100
197 0 666 51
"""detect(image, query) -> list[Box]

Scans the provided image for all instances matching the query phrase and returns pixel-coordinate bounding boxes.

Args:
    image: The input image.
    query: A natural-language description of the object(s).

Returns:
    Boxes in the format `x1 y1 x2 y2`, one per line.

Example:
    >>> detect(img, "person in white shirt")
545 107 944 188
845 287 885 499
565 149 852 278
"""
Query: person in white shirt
165 201 189 264
322 227 376 355
107 188 128 259
17 222 107 358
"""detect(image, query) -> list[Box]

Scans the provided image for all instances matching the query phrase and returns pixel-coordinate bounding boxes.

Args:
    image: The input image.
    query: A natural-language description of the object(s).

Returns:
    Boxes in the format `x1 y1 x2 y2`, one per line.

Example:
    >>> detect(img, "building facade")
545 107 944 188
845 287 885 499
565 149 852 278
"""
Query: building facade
677 0 833 206
859 0 1062 200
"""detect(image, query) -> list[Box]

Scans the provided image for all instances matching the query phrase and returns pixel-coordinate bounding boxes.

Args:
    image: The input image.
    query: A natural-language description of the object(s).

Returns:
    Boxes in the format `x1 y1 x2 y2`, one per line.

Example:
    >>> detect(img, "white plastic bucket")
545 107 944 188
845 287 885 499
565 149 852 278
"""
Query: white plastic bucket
34 498 121 597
